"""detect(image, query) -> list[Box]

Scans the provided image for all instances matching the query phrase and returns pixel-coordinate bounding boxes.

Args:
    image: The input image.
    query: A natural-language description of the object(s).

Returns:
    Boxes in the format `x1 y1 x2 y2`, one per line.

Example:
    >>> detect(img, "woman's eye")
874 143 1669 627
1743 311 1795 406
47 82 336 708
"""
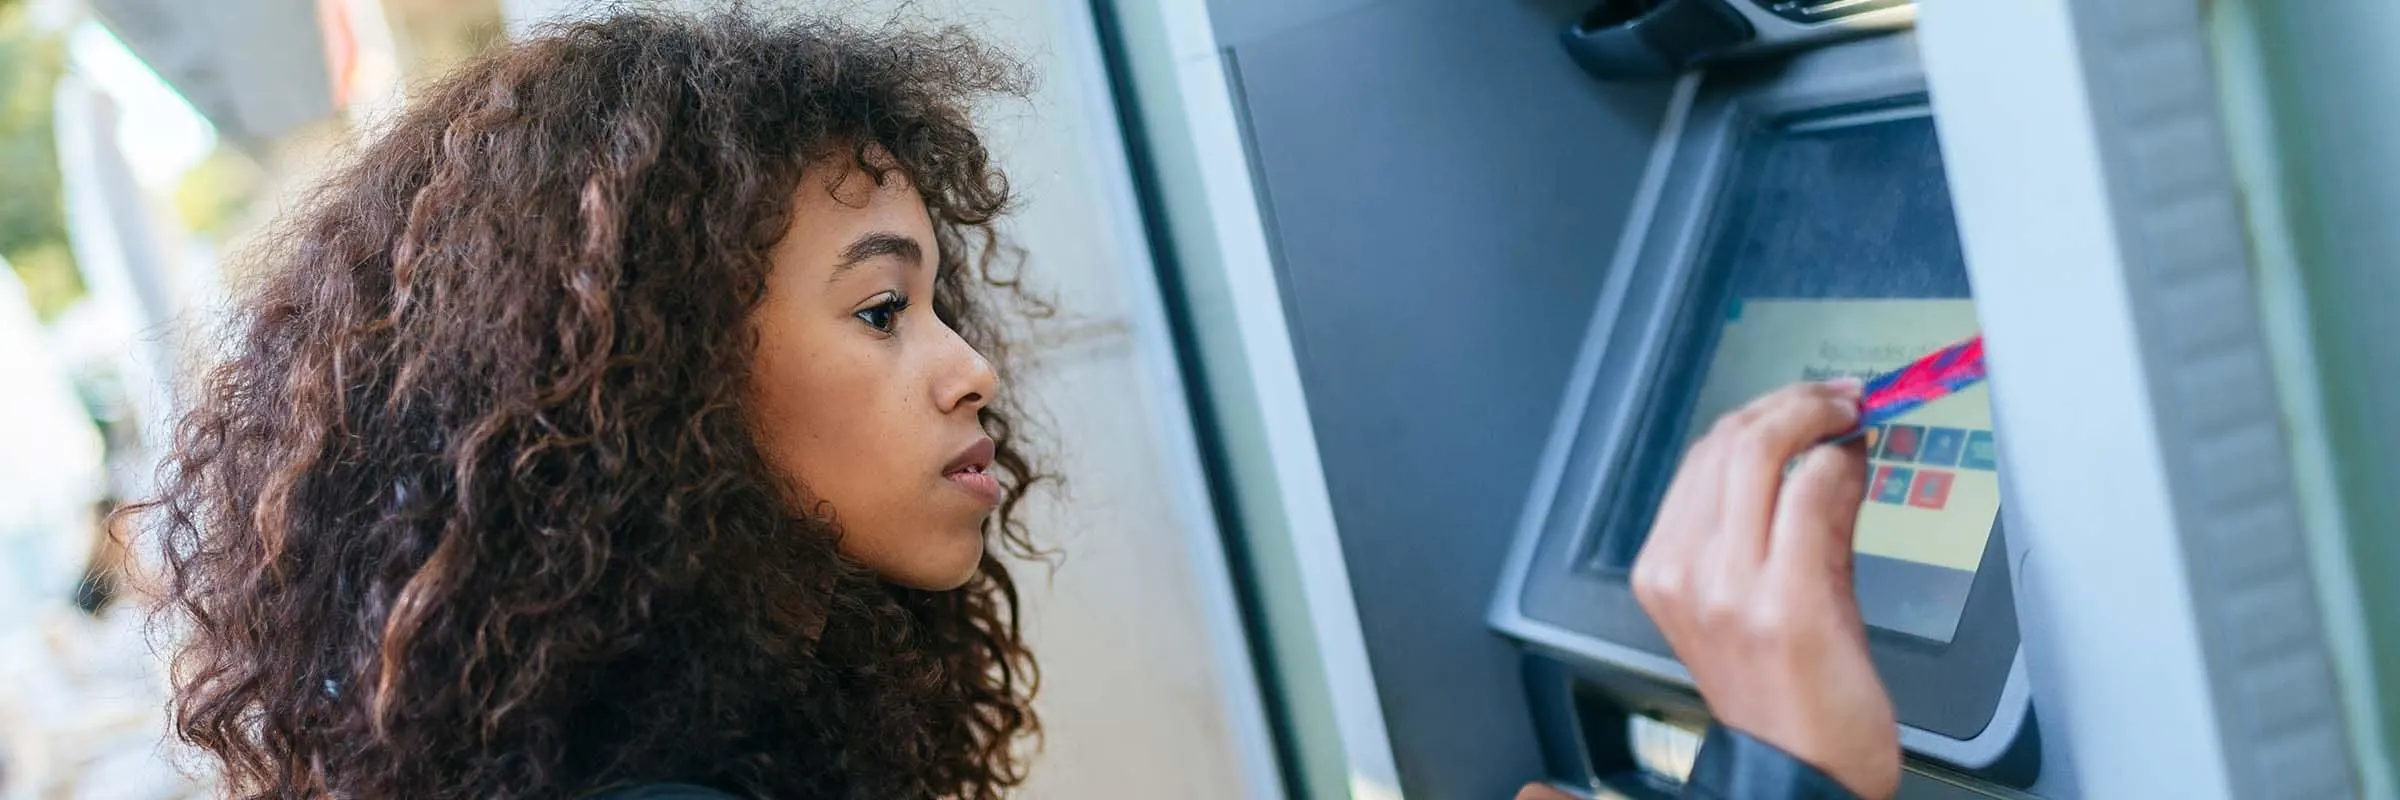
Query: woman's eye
855 294 908 334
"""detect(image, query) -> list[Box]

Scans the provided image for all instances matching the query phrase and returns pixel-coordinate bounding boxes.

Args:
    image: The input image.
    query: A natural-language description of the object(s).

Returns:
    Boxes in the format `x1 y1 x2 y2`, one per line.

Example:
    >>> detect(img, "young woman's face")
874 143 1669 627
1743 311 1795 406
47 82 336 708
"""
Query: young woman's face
748 160 1002 590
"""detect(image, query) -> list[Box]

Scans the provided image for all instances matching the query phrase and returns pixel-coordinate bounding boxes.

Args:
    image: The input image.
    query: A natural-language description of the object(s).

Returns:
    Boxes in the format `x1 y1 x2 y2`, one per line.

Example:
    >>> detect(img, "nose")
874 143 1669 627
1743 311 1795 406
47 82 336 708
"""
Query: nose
934 326 999 416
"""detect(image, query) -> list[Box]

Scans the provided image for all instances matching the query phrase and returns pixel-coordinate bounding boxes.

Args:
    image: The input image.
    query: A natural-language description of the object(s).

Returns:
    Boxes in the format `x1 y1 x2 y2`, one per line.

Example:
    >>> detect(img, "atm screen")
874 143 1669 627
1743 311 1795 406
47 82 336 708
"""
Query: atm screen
1684 299 1995 643
1503 43 2035 758
1580 105 1997 644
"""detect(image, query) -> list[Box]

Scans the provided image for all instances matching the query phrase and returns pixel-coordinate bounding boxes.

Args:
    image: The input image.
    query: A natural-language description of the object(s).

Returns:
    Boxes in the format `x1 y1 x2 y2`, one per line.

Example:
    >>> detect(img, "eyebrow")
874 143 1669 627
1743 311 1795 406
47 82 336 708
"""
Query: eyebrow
829 232 925 281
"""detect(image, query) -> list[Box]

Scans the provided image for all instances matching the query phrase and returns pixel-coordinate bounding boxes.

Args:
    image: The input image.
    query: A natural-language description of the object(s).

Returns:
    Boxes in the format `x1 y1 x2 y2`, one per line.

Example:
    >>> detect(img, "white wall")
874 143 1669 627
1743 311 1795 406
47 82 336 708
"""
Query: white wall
498 2 1280 797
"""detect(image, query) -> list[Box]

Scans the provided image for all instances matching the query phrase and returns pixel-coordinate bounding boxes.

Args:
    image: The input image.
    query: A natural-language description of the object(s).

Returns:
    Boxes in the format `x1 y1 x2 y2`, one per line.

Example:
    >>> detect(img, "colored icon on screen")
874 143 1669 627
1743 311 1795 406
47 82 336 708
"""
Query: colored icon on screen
1863 424 1887 458
1961 430 1999 471
1871 466 1914 505
1920 427 1966 466
1882 425 1925 463
1909 470 1955 510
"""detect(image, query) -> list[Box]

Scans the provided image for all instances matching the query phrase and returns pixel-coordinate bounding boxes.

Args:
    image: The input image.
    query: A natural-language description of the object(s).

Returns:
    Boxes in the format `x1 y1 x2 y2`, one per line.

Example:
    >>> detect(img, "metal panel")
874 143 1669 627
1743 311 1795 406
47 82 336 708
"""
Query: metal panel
1108 0 1416 796
1918 0 2239 795
1201 0 1384 50
1218 1 1676 795
2055 0 2358 796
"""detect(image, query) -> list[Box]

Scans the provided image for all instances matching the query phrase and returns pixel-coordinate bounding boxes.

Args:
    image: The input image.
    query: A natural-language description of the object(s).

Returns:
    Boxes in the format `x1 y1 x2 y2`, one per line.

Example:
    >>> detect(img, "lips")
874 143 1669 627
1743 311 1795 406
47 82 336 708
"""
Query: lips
944 437 1003 507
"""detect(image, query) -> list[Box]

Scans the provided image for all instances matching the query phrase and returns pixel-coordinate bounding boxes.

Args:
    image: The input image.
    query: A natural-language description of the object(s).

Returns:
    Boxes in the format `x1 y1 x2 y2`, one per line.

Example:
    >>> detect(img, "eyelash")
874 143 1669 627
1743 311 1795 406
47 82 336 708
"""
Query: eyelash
855 292 910 335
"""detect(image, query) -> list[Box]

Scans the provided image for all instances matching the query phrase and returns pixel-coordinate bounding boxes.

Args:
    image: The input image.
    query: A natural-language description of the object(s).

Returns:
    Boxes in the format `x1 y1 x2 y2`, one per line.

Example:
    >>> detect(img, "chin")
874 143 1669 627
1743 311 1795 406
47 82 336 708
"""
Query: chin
888 525 988 591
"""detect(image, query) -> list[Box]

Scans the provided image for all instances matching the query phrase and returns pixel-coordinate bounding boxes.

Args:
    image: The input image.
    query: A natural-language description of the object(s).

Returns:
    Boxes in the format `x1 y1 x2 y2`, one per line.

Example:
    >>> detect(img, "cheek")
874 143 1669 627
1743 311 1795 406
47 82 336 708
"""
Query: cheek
754 345 873 488
747 329 980 588
750 340 918 521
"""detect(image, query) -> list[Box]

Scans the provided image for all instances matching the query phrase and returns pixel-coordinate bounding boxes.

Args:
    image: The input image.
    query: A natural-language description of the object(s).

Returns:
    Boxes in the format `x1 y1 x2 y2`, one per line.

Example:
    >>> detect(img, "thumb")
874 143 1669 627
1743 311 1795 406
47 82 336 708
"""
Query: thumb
1768 439 1870 581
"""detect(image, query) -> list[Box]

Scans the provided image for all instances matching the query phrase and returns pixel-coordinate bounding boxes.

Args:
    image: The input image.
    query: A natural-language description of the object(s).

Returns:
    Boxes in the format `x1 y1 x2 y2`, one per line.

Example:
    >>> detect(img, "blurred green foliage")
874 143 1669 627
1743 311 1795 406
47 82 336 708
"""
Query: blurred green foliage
0 0 80 321
175 144 264 240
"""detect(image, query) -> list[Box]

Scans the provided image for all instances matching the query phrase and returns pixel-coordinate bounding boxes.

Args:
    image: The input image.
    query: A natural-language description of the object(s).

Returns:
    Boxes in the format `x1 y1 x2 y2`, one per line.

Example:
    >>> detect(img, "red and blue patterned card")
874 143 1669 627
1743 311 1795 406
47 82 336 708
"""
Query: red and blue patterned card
1840 335 1987 441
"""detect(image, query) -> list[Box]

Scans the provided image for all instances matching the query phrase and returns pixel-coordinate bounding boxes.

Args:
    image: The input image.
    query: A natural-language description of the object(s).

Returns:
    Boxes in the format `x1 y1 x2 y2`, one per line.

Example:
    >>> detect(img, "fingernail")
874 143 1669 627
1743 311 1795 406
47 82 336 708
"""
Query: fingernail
1827 377 1864 397
1827 387 1861 422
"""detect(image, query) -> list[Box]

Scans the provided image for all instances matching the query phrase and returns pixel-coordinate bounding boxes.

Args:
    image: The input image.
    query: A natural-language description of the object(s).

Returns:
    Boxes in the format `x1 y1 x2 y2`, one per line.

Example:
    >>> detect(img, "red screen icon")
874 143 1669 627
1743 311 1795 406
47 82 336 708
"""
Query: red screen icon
1909 470 1955 510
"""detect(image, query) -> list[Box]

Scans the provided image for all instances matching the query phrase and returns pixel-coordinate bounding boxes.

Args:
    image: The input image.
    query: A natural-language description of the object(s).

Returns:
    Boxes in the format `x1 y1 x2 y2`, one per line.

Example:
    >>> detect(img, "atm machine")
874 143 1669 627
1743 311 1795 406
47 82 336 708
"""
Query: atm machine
1489 17 2047 797
1487 2 2368 798
1097 0 2381 796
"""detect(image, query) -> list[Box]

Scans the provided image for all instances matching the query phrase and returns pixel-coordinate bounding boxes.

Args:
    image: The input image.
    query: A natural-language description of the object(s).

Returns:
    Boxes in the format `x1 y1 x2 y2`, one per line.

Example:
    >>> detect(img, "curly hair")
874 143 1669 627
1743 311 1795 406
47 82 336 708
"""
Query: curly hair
128 12 1046 799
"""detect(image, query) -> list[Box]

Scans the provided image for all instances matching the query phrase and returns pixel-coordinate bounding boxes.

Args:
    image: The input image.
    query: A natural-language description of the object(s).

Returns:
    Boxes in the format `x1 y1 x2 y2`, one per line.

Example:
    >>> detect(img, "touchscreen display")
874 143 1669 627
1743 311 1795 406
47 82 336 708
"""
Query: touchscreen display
1684 298 1996 643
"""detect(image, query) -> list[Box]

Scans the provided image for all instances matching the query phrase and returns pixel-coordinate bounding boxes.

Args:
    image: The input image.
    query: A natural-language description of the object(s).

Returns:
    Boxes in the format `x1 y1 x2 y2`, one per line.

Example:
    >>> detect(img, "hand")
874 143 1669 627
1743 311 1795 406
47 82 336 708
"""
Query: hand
1514 783 1584 800
1630 380 1900 800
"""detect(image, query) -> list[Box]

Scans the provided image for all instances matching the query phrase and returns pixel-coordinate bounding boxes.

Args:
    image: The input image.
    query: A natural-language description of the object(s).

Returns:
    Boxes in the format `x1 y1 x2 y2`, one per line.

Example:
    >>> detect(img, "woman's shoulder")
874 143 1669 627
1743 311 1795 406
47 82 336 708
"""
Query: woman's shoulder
586 783 743 800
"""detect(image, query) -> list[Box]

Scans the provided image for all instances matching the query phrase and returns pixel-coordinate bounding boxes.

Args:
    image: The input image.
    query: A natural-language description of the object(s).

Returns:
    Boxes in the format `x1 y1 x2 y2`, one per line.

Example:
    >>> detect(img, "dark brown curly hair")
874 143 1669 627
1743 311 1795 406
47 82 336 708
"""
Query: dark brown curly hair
129 11 1047 799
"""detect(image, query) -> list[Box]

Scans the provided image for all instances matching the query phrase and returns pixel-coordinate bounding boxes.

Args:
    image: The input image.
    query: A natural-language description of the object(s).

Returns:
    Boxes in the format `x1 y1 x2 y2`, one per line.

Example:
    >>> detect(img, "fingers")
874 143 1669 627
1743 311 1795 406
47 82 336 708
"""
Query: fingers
1712 382 1862 562
1770 437 1871 582
1636 380 1866 636
1628 381 1898 800
1633 439 1720 622
1515 783 1586 800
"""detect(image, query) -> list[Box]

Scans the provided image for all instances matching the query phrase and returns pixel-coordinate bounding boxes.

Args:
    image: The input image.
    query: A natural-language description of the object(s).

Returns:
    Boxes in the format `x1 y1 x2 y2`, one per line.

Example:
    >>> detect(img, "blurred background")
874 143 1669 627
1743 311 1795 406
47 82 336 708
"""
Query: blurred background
0 0 415 794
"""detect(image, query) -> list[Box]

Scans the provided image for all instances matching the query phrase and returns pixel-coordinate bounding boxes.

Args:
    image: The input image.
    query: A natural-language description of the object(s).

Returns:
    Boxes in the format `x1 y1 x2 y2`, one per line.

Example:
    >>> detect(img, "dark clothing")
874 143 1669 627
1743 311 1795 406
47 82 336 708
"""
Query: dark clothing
587 784 740 800
589 723 1865 800
1685 723 1864 800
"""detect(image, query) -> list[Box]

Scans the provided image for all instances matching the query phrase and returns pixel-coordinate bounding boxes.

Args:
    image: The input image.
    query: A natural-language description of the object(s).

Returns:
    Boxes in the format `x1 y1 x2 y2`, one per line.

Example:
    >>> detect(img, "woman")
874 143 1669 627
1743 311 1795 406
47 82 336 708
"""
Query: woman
136 11 1899 800
139 14 1038 799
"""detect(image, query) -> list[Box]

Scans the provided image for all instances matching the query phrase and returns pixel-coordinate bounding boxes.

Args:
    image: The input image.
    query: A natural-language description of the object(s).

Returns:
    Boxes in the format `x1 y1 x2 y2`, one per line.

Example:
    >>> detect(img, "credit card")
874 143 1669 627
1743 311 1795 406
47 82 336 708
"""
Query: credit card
1838 335 1987 440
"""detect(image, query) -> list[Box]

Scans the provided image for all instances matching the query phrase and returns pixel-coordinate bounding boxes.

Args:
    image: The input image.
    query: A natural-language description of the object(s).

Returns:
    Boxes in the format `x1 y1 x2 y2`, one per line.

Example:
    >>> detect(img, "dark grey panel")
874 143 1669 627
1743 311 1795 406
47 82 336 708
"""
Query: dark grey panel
1203 0 1384 50
1220 1 1676 796
1207 0 1600 51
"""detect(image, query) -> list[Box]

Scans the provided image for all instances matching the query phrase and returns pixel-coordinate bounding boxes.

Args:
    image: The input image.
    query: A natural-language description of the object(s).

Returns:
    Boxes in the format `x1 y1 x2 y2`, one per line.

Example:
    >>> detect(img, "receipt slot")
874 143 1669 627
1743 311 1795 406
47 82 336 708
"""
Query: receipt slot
1561 0 1914 79
1488 33 2045 790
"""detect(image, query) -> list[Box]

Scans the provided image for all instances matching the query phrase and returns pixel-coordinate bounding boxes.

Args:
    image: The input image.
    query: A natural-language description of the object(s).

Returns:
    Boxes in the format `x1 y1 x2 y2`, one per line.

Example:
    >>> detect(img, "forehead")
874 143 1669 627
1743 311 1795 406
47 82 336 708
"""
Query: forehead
777 160 936 263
